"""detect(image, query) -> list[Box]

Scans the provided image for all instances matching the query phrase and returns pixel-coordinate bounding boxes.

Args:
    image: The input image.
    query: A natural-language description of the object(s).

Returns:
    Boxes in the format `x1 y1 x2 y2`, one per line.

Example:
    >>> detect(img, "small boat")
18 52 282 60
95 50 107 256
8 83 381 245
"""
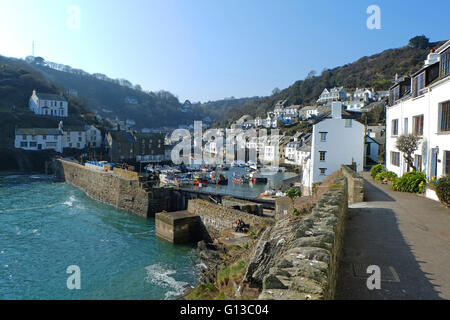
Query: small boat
248 172 268 184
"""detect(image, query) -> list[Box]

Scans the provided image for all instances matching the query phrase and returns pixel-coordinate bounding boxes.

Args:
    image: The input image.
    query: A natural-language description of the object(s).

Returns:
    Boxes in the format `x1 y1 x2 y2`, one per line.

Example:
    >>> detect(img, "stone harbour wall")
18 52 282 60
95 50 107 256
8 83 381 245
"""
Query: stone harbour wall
54 160 166 218
187 199 267 239
243 177 348 300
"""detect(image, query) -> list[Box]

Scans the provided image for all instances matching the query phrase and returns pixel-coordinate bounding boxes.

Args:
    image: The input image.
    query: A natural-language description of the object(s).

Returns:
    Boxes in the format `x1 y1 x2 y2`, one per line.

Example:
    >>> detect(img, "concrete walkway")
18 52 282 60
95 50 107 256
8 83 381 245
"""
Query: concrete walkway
336 172 450 300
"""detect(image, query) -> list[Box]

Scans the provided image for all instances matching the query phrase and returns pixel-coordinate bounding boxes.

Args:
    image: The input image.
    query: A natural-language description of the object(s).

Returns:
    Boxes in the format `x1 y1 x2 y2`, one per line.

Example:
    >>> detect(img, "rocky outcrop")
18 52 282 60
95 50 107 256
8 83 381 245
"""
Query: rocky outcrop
243 177 348 300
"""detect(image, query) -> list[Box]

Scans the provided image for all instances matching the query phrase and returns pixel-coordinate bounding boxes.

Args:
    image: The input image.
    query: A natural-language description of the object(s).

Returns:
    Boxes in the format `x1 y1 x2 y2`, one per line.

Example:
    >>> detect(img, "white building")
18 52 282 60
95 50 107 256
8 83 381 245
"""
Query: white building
317 87 348 103
85 125 102 148
15 127 63 153
62 125 87 149
386 42 450 179
29 90 68 117
302 102 365 194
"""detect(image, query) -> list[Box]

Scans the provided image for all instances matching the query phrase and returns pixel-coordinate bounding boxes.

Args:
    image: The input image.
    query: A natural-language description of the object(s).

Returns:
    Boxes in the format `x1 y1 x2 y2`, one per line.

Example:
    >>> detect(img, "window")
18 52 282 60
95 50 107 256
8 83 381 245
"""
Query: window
412 72 426 97
414 154 422 172
77 143 80 148
20 142 28 147
43 135 47 140
391 151 400 167
345 119 353 127
78 137 82 142
440 48 450 79
404 118 409 134
22 135 27 140
30 142 37 147
319 168 327 175
319 151 326 162
413 115 424 136
392 119 399 136
320 132 328 142
440 101 450 132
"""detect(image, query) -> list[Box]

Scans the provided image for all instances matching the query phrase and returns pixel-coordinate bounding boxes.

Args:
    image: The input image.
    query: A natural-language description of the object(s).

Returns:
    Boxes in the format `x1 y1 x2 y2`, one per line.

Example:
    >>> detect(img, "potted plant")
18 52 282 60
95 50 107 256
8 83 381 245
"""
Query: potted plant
422 177 439 201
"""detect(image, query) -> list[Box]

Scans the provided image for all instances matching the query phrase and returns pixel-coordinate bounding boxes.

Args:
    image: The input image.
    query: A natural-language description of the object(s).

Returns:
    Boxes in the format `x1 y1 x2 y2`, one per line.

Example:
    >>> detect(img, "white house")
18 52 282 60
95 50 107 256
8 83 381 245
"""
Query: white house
386 42 450 179
29 90 68 117
15 127 63 153
317 87 348 103
302 102 365 195
62 125 87 149
85 125 102 148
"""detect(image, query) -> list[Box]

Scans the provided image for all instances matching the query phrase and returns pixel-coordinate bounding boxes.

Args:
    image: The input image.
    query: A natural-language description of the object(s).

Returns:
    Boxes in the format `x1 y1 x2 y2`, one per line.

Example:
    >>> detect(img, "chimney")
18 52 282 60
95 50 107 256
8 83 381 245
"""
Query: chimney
32 89 36 96
58 120 63 130
331 102 342 119
425 49 440 66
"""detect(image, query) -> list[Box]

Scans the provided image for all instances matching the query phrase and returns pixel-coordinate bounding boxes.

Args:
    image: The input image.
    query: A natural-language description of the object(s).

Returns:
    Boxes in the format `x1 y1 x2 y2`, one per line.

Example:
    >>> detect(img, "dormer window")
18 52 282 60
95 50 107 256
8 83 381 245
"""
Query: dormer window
412 72 426 97
440 48 450 79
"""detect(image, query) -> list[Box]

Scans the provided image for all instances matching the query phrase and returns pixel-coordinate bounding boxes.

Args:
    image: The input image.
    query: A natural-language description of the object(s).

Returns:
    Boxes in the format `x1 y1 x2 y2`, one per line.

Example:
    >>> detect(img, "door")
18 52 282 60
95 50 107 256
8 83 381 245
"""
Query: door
430 148 438 178
38 144 42 150
445 151 450 176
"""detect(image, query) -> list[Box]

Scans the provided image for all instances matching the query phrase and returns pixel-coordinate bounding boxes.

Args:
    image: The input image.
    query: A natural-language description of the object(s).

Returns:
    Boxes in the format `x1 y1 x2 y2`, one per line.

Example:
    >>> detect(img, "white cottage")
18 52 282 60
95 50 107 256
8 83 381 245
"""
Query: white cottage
29 90 68 117
386 42 450 179
15 127 63 153
302 102 364 194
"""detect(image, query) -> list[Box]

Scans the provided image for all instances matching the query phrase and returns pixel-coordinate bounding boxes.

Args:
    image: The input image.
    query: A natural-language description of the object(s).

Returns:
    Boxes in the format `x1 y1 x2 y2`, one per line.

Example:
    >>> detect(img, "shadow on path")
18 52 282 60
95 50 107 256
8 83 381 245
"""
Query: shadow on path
336 174 445 299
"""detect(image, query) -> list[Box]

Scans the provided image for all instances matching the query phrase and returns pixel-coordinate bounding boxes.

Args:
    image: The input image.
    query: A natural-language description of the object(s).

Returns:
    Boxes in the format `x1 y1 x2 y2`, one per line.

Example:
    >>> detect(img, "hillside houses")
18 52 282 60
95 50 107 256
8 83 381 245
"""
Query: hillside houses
29 90 68 117
386 42 450 179
317 87 348 104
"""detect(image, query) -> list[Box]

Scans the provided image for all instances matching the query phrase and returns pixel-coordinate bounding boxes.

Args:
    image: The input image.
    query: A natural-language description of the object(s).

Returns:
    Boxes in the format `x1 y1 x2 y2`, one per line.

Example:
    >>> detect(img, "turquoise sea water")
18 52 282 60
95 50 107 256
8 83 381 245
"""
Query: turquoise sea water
0 175 200 300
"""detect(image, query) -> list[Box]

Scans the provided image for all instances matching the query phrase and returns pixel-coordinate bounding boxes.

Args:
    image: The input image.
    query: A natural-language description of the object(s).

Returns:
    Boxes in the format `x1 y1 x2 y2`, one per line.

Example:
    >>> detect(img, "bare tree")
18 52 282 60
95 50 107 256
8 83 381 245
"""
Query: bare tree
395 134 421 171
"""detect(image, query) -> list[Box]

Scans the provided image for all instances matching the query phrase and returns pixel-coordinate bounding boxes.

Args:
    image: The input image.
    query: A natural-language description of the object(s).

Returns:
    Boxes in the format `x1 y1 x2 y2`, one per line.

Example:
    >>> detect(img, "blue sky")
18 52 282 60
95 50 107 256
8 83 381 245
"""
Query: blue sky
0 0 449 102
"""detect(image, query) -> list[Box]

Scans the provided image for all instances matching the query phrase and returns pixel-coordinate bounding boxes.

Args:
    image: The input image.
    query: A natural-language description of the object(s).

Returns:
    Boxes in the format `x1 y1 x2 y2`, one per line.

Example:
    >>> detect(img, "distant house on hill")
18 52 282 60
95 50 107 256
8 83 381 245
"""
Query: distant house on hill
15 127 63 153
317 87 348 103
29 90 68 117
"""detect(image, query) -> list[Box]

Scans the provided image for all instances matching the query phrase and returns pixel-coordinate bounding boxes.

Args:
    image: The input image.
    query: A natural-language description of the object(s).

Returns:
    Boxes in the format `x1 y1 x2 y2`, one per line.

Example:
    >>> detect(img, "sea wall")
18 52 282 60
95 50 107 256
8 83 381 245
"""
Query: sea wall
187 199 267 239
243 176 348 300
54 159 169 217
340 165 364 204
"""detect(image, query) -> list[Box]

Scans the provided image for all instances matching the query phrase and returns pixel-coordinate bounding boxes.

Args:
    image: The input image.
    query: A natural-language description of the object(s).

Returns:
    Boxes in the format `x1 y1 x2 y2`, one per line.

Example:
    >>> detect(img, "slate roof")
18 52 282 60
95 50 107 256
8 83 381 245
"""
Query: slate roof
16 128 63 136
35 92 67 102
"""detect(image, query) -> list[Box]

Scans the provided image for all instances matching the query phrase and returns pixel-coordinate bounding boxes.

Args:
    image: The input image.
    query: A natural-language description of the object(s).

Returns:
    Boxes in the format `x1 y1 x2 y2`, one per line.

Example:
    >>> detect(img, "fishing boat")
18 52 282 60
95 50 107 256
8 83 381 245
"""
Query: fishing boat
193 172 209 186
232 171 248 184
248 172 268 184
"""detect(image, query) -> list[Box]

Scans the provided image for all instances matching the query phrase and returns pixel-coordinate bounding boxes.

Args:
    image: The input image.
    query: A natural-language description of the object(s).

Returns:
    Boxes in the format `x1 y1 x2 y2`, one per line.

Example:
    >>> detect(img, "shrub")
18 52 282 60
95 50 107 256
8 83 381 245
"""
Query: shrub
436 176 450 207
375 170 397 182
392 171 427 193
370 164 385 179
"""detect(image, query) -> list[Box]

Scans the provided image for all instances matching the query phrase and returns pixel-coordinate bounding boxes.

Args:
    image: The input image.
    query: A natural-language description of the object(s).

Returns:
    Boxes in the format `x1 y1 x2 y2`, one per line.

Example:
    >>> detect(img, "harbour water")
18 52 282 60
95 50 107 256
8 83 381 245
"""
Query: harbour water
0 175 200 300
183 167 298 198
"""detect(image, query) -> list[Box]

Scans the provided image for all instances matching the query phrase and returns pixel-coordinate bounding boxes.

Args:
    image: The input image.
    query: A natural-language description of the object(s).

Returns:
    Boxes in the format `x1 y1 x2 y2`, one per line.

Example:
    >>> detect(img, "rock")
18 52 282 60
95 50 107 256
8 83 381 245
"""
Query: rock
262 274 288 290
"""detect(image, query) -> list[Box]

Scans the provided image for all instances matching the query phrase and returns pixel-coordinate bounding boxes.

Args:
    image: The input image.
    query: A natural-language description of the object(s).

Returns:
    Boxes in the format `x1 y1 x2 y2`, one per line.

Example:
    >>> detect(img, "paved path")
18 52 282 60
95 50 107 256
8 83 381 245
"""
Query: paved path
336 172 450 300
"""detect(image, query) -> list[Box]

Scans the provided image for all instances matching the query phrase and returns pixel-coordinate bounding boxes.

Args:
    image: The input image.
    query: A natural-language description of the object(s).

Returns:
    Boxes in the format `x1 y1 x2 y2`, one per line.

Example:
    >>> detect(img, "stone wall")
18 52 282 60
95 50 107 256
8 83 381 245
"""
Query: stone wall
243 177 348 300
187 199 267 239
113 167 139 180
55 160 169 218
340 165 364 204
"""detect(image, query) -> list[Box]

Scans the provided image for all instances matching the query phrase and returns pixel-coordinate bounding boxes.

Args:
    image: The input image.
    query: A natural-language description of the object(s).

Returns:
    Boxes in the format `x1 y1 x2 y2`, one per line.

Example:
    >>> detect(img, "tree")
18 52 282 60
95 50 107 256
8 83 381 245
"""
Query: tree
306 70 317 79
272 87 280 95
408 35 430 49
286 187 302 216
395 134 421 171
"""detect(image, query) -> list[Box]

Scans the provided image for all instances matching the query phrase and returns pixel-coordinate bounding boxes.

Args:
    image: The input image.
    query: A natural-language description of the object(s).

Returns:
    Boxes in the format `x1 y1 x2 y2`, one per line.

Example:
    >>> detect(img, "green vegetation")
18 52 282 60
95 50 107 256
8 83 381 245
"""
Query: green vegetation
370 164 385 179
286 187 302 216
375 170 397 182
217 260 246 287
435 176 450 207
392 171 427 194
185 283 219 300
